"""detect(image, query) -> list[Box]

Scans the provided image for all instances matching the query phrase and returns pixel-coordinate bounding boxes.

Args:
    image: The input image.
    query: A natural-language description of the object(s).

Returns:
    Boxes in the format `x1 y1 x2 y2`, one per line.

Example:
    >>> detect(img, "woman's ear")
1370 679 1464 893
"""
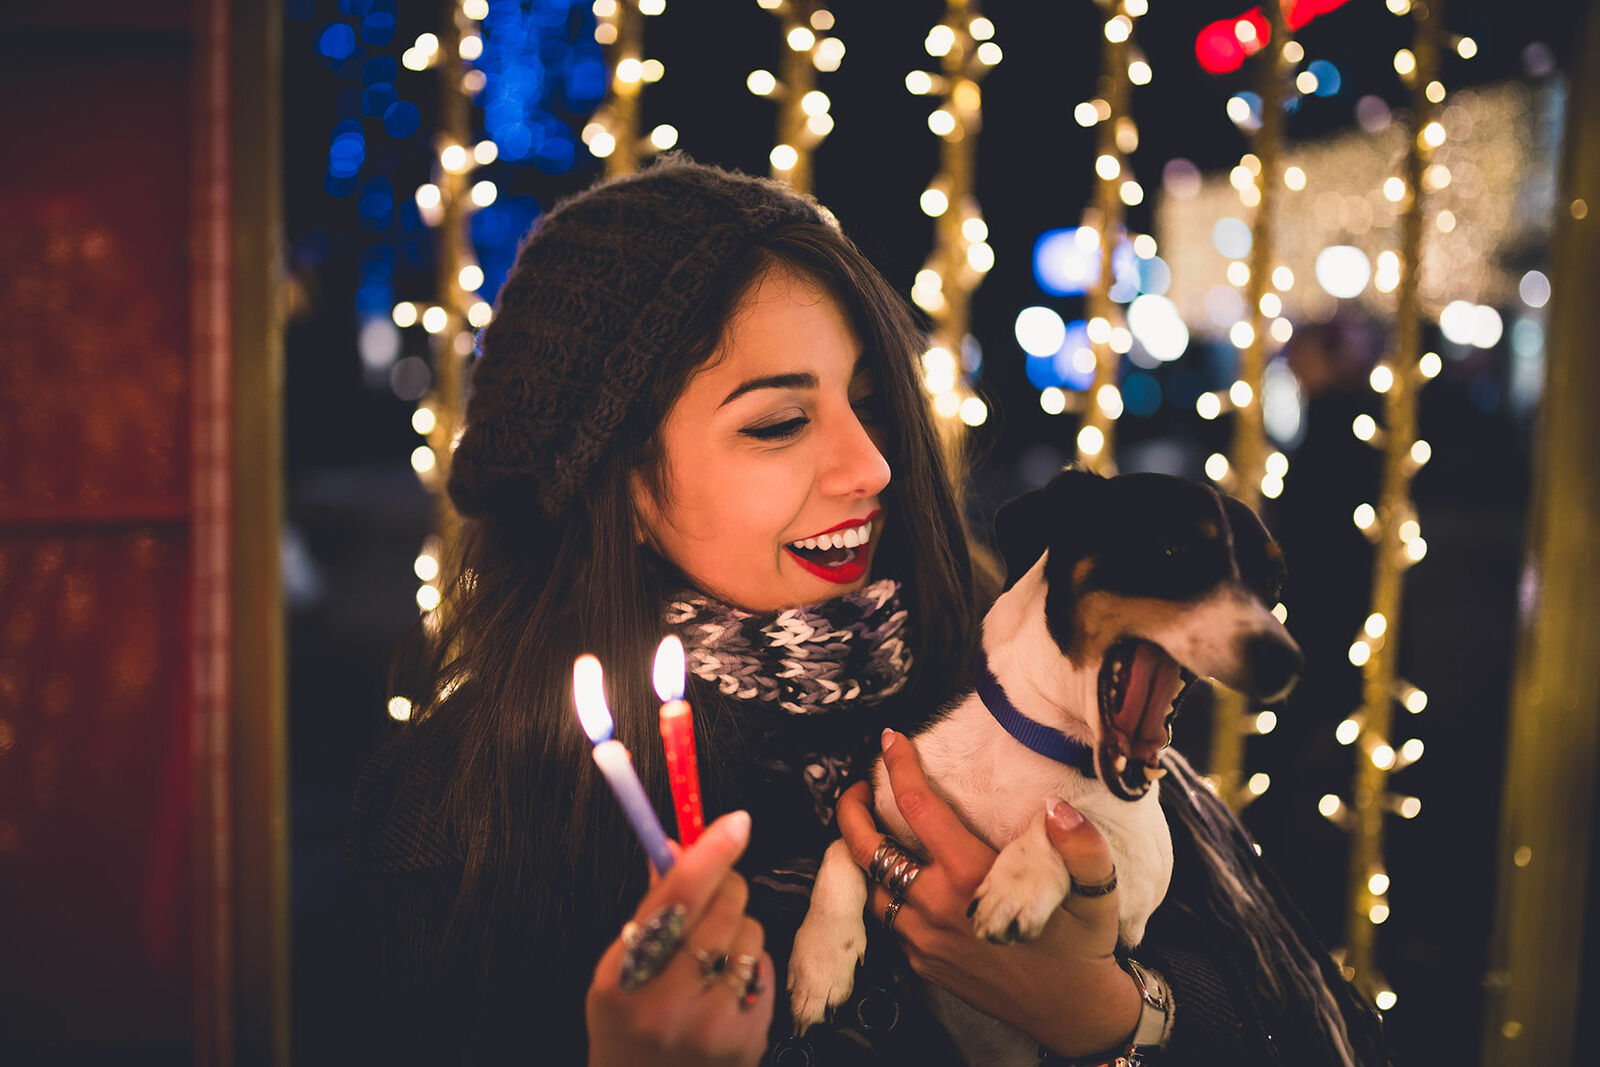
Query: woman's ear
628 469 657 549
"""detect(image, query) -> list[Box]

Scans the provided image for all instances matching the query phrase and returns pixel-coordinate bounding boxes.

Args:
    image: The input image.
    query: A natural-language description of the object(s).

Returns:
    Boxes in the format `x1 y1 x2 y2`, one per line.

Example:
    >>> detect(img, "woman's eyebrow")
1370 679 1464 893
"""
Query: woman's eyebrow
718 372 818 407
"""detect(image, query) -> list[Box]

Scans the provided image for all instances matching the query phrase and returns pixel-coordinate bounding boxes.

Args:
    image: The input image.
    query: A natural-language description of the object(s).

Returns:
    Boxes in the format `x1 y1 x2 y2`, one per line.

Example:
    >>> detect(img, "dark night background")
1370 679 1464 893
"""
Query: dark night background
279 1 1588 1062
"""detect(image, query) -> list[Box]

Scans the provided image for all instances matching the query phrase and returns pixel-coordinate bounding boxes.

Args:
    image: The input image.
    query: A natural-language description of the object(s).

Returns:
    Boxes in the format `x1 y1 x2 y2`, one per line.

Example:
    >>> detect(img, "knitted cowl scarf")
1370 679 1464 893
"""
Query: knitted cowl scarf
664 577 913 716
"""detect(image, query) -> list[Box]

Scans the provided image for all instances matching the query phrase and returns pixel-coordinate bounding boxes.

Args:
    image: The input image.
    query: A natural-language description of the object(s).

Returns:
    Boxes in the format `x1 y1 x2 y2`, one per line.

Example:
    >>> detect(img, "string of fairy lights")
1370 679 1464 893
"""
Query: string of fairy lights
582 0 673 175
1203 1 1295 812
390 2 495 703
1067 0 1149 473
908 0 1002 435
1313 0 1474 1013
747 0 845 194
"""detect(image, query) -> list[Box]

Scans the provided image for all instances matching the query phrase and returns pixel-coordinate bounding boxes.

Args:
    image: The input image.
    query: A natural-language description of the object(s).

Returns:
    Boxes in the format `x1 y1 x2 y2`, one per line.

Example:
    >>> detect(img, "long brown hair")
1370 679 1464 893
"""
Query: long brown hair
398 215 997 1044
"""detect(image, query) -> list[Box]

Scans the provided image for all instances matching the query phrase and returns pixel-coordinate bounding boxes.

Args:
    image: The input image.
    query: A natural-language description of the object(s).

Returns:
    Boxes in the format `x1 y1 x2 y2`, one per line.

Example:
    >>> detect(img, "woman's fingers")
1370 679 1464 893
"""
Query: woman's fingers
1044 798 1120 931
875 729 993 879
835 781 884 869
633 810 751 929
595 810 753 994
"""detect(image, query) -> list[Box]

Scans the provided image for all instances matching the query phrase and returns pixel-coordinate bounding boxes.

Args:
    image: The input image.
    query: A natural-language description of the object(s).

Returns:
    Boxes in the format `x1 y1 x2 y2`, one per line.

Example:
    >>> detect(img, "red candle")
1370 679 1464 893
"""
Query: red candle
653 635 704 846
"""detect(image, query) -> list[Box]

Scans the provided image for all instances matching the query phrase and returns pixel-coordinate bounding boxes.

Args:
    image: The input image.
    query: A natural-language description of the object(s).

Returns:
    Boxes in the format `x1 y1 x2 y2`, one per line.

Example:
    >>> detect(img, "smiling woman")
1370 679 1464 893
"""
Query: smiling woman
633 269 891 611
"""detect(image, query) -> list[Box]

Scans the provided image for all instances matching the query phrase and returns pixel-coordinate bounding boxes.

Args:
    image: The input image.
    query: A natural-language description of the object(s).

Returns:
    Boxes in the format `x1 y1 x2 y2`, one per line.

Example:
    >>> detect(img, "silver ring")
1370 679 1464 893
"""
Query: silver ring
868 839 903 883
869 838 924 893
727 954 763 1010
883 895 905 934
886 857 922 898
619 903 687 990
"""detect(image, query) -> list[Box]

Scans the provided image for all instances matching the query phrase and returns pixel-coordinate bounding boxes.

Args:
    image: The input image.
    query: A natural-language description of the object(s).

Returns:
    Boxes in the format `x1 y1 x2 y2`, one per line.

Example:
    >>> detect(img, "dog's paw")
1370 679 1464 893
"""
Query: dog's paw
969 850 1071 945
786 914 866 1034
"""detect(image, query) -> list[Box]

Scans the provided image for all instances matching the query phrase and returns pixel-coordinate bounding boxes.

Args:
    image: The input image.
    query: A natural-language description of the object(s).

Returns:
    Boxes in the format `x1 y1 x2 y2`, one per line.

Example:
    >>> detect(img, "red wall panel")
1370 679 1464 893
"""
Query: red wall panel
0 40 195 1048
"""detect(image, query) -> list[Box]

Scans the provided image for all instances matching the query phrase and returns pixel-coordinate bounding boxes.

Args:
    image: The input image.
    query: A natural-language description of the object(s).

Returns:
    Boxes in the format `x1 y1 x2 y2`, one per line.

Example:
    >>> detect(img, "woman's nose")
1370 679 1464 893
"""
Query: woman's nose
820 409 891 499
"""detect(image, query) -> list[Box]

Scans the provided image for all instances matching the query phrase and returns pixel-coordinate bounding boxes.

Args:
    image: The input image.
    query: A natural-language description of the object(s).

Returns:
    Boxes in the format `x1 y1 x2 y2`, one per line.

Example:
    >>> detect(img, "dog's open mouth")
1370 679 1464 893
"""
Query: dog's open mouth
1097 637 1189 801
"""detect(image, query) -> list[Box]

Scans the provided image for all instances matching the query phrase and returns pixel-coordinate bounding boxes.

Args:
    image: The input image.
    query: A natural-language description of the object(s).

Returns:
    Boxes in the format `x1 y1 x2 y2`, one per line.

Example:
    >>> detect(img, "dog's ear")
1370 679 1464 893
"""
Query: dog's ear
992 466 1108 590
1219 491 1287 604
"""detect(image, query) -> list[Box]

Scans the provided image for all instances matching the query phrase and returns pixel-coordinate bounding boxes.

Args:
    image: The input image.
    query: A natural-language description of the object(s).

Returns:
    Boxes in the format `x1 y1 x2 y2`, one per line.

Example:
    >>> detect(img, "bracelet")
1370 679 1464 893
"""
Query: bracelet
1037 957 1173 1067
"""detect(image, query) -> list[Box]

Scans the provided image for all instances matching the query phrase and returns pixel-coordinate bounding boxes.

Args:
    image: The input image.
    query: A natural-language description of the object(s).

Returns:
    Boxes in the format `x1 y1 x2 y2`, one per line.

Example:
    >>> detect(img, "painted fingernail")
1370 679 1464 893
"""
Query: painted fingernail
881 728 897 751
1048 798 1085 831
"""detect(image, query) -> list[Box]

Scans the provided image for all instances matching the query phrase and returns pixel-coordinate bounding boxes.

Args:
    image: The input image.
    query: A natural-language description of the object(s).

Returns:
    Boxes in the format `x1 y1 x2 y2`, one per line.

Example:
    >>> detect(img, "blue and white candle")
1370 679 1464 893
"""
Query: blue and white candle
573 654 675 874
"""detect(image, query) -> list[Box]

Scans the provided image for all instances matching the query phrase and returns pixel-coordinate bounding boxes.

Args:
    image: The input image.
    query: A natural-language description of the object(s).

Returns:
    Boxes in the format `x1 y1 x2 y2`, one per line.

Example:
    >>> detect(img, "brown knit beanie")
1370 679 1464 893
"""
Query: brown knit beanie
447 157 830 521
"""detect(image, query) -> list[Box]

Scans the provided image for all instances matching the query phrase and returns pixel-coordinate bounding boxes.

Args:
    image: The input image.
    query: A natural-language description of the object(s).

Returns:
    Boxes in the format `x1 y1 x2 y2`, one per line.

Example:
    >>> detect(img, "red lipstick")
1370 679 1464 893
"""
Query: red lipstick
785 510 881 585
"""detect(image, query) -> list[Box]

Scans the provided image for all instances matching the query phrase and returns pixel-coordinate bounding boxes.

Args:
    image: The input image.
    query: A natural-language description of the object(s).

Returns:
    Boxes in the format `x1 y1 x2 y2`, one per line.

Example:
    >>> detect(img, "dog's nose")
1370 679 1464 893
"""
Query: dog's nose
1245 633 1304 702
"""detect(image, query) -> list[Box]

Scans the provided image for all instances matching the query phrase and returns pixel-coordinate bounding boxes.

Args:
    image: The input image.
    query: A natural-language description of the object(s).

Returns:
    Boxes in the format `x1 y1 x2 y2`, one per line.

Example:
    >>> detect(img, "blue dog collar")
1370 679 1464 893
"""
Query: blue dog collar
974 649 1098 777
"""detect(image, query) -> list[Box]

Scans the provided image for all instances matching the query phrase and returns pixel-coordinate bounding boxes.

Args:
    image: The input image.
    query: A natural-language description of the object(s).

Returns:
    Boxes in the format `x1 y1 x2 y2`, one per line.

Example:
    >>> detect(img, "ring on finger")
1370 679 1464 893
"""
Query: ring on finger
619 903 687 991
885 856 922 898
1070 865 1118 898
869 839 922 888
883 894 905 935
725 954 763 1010
689 948 730 987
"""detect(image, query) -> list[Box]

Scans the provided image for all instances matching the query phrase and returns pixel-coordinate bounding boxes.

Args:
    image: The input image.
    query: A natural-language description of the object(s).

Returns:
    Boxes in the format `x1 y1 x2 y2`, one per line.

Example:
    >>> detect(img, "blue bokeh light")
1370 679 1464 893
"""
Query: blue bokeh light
1025 320 1096 391
383 100 421 138
361 12 396 47
328 121 365 178
535 135 575 174
1034 228 1099 296
1138 255 1172 296
1307 59 1341 97
355 281 393 316
473 196 543 303
567 58 606 103
358 178 394 231
318 23 358 62
496 122 536 161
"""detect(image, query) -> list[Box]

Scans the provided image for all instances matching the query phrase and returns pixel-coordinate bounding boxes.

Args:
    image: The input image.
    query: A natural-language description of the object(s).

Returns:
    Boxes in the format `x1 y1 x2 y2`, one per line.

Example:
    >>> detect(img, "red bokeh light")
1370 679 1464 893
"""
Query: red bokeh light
1194 1 1353 75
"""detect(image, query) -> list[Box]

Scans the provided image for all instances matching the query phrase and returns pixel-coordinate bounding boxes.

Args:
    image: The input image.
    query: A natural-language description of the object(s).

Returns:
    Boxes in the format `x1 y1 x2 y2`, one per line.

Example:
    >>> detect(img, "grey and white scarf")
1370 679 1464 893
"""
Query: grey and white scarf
663 578 913 715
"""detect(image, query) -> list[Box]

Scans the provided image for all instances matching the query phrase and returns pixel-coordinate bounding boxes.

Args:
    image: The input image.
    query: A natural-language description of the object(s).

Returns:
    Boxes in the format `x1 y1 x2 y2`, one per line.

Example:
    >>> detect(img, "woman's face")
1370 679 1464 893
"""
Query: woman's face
634 268 891 612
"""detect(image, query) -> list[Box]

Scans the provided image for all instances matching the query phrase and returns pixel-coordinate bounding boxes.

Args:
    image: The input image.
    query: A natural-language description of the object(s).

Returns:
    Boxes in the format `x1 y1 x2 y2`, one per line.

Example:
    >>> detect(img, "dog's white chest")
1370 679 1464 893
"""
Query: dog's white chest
880 700 1173 948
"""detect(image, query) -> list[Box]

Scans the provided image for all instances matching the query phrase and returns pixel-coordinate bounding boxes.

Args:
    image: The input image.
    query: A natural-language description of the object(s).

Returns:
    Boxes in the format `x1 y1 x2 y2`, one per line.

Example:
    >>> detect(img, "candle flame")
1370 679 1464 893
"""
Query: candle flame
653 635 685 702
573 654 614 742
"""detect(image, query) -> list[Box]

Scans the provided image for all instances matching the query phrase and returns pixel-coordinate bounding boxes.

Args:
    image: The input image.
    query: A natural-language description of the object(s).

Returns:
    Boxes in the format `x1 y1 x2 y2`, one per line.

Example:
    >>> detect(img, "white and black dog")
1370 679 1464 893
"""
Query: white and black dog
787 467 1303 1064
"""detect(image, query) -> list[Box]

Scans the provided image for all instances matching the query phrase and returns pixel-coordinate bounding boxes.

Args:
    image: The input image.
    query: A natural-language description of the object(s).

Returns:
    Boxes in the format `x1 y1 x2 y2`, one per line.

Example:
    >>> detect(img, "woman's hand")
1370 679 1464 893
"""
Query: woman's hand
586 811 775 1067
835 730 1142 1059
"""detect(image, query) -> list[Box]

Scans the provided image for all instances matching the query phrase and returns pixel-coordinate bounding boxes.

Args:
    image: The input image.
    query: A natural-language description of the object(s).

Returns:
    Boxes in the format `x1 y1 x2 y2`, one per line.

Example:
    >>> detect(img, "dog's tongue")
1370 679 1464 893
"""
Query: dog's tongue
1115 642 1183 762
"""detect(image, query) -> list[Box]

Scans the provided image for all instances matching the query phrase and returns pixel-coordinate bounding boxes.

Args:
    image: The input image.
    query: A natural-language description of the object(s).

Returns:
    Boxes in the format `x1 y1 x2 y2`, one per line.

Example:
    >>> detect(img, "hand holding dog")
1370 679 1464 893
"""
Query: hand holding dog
585 810 775 1067
836 731 1143 1060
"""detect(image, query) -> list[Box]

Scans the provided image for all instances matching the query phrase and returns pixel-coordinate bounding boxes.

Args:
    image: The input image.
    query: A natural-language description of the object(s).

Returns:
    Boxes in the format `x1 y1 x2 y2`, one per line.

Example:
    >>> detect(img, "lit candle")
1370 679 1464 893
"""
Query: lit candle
573 654 675 874
653 635 704 846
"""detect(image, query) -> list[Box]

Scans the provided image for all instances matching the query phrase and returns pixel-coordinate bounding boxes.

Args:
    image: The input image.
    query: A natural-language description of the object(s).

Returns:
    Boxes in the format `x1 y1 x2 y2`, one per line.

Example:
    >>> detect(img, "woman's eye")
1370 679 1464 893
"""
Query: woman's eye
741 416 809 441
851 394 882 422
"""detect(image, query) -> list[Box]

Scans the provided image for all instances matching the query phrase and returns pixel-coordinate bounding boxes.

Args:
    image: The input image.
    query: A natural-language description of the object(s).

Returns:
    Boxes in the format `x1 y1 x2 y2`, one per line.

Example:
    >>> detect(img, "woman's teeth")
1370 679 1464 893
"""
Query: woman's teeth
789 520 873 552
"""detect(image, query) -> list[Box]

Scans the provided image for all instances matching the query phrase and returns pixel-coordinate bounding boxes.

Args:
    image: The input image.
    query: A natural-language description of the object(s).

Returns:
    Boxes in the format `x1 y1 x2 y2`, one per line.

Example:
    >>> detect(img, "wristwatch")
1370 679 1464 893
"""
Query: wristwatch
1121 957 1174 1058
1039 956 1173 1067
